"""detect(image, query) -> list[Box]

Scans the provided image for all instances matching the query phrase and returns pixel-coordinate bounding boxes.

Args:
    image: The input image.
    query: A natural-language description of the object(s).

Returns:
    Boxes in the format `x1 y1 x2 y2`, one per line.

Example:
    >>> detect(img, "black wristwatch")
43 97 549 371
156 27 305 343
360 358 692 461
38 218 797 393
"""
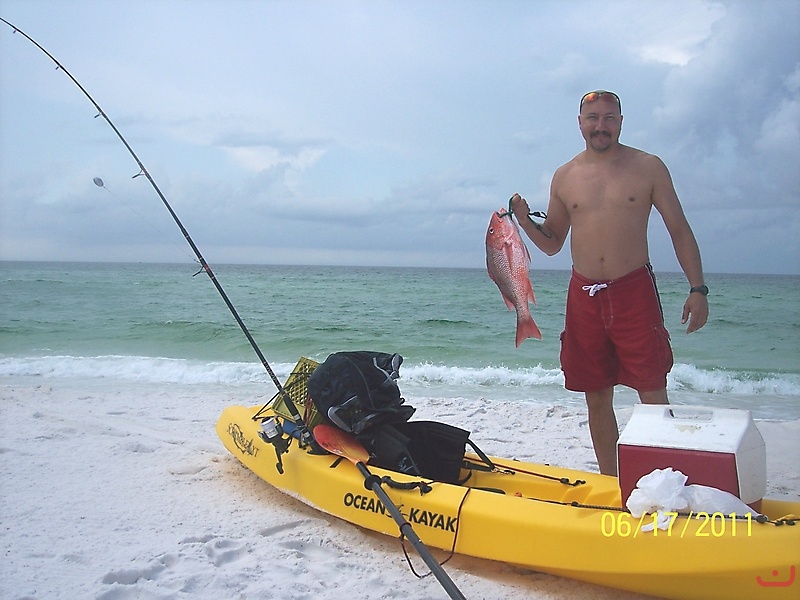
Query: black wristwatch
689 285 709 296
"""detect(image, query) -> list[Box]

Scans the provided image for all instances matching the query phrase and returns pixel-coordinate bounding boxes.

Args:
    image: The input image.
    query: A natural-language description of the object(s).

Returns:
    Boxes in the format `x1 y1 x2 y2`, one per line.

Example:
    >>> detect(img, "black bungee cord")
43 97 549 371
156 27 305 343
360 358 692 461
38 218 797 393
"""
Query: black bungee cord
1 16 320 455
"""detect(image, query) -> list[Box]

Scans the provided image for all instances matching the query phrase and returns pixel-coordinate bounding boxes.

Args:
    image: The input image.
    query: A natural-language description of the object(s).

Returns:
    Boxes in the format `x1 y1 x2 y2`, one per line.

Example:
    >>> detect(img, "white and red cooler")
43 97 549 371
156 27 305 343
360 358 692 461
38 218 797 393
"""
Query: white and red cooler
617 405 766 510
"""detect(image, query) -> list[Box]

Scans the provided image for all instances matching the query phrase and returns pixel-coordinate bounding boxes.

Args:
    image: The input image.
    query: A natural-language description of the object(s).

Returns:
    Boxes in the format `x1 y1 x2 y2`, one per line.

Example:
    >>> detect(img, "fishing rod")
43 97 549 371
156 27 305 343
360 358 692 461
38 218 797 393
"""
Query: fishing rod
1 17 319 455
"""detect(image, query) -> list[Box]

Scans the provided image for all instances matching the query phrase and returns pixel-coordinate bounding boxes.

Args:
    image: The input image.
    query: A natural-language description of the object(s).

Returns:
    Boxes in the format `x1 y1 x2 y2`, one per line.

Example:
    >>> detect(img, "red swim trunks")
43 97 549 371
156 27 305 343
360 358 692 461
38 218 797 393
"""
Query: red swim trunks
560 264 673 392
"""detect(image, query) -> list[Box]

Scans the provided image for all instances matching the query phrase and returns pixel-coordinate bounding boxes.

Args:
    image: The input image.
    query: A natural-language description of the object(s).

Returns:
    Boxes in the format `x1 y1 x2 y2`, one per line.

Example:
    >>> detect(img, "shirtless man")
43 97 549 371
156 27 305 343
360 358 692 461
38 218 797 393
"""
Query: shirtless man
511 90 709 476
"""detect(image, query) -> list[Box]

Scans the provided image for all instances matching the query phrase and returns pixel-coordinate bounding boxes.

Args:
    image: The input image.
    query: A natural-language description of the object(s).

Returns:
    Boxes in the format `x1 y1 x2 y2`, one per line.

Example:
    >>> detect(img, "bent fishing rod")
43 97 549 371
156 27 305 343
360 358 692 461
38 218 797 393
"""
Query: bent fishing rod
1 17 319 454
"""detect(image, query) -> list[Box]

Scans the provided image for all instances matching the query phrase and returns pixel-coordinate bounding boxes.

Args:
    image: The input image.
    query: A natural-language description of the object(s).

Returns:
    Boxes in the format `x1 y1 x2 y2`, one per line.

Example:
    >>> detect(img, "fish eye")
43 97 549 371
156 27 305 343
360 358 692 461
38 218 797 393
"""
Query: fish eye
488 227 494 234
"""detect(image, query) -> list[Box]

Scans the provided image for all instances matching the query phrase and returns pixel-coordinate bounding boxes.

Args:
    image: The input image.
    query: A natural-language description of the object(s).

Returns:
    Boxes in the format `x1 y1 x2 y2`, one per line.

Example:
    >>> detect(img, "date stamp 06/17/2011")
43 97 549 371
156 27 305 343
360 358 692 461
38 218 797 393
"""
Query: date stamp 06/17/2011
600 511 755 538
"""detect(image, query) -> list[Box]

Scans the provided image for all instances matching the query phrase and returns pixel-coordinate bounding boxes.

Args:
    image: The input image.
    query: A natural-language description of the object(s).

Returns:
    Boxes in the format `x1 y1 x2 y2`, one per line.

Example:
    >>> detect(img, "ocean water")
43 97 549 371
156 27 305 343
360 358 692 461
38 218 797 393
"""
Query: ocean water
1 261 798 420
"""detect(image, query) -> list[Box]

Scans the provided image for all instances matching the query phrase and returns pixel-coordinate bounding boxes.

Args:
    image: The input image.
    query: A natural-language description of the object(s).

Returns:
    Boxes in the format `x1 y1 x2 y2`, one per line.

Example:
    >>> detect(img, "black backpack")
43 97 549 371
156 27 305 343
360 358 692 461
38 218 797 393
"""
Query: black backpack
359 420 472 484
307 351 416 435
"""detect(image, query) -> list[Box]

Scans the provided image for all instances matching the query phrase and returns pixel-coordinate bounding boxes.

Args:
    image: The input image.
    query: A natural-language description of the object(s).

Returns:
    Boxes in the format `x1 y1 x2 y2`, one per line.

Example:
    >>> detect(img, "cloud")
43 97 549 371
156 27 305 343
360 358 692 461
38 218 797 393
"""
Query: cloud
755 63 800 156
1 0 798 274
222 145 326 178
635 2 726 66
652 1 800 209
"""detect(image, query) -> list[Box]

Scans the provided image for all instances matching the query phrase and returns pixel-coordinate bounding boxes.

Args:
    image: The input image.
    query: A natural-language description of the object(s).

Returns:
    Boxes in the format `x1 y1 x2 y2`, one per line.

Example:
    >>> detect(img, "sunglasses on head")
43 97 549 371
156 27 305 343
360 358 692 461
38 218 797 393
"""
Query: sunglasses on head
580 90 621 112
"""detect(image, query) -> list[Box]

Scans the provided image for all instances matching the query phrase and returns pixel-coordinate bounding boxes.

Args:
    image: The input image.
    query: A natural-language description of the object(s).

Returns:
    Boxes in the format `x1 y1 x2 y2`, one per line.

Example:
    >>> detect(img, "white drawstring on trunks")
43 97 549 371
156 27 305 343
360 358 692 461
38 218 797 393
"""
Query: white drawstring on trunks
582 283 608 297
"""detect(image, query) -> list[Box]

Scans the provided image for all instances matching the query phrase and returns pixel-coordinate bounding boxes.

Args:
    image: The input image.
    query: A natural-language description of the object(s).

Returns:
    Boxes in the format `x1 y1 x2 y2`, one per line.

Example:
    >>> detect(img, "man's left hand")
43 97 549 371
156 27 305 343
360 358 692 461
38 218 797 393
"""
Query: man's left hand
682 294 709 333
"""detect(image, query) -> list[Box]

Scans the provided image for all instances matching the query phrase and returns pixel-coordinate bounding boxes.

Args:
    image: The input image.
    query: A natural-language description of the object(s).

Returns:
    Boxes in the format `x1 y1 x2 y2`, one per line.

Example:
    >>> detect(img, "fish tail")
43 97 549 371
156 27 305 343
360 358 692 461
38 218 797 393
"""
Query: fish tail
515 314 543 347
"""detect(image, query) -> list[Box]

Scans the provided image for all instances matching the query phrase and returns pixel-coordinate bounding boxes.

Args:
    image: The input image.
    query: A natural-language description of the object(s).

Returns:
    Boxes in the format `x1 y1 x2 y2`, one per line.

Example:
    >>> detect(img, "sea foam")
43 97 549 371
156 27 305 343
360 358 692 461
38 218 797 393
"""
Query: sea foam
3 355 797 398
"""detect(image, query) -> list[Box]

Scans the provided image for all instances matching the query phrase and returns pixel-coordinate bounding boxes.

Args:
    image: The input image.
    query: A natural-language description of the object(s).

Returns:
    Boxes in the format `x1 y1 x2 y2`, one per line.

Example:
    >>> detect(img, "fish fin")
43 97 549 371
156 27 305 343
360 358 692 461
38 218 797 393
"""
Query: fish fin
487 269 516 310
515 314 543 346
501 293 515 311
521 239 531 262
511 219 532 262
520 243 535 305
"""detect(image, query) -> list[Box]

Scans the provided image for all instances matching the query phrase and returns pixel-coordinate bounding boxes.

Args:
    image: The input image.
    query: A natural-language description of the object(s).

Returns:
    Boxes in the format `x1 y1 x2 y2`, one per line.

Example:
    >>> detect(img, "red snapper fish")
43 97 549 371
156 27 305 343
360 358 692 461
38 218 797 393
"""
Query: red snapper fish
485 208 542 346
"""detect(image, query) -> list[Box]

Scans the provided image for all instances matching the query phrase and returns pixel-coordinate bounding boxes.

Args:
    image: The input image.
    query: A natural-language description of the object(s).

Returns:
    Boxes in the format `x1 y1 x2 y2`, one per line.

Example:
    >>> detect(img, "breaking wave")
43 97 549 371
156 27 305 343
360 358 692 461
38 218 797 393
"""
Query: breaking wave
2 355 798 397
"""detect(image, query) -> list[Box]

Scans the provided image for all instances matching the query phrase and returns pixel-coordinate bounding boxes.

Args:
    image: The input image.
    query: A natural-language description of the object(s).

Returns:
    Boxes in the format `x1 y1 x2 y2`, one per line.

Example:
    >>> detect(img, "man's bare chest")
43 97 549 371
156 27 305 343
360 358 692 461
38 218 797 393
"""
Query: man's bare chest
560 170 653 214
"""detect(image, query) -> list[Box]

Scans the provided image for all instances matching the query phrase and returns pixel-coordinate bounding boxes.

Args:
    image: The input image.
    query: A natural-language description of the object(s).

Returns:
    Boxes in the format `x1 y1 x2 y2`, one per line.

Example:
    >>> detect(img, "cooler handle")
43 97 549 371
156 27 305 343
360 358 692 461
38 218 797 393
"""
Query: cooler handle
643 405 752 423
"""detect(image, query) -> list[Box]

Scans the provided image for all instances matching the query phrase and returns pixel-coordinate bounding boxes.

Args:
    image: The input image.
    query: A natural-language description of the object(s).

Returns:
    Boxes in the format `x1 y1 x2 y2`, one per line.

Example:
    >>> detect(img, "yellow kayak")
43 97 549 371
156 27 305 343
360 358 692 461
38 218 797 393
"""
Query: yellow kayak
216 361 799 600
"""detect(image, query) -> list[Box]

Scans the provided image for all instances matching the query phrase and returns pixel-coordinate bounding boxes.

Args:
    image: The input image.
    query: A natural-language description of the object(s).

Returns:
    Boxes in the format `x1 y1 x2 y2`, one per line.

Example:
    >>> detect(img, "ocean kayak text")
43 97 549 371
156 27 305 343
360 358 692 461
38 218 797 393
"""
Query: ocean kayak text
343 493 458 532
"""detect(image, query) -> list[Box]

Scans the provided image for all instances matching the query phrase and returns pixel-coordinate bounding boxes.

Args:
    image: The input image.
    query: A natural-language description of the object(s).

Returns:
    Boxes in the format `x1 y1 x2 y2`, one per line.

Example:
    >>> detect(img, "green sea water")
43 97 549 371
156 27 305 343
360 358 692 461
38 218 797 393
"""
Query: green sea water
2 261 799 419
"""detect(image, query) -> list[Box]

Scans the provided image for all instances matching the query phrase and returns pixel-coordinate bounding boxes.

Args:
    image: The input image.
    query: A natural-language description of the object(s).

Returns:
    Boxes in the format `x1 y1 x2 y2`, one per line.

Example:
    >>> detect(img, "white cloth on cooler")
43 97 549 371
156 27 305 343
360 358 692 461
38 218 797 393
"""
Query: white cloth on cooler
625 467 761 531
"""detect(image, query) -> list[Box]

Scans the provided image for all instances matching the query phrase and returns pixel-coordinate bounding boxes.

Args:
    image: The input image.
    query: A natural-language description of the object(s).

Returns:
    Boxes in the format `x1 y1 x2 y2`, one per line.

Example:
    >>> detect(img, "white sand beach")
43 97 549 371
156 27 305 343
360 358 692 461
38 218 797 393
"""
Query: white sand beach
1 379 798 599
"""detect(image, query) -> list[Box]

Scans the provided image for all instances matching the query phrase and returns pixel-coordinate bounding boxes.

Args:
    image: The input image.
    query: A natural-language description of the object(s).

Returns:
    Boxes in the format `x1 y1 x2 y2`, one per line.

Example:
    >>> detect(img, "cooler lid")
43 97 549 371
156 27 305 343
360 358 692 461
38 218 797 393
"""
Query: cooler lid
617 404 764 454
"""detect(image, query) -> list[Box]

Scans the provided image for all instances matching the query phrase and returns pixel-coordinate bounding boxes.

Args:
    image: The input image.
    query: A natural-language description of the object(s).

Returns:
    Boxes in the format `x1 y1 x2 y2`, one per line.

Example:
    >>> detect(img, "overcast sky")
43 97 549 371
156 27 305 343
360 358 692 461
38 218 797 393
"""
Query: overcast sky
1 0 798 275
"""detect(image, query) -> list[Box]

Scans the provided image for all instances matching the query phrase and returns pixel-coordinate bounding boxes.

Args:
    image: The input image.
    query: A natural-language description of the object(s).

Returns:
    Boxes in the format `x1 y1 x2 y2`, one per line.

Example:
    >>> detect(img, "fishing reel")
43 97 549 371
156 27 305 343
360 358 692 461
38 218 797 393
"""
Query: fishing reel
259 417 291 474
